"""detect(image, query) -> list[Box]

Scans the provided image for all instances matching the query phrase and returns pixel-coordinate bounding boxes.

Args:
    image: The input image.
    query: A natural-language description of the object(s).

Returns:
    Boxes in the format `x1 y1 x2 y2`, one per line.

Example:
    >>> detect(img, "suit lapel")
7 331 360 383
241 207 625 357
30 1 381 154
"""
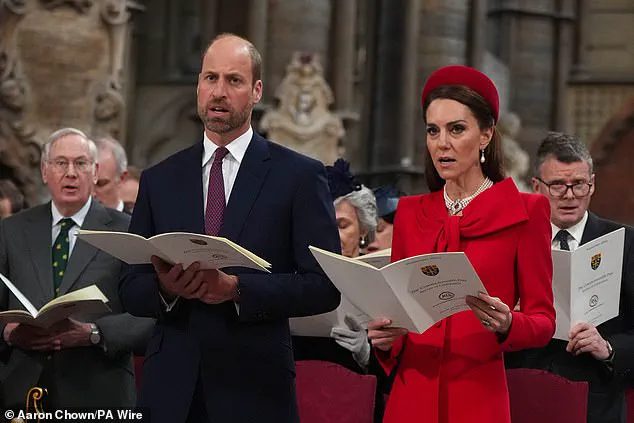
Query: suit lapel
580 212 602 245
180 142 206 234
221 134 271 242
57 201 111 296
24 204 55 301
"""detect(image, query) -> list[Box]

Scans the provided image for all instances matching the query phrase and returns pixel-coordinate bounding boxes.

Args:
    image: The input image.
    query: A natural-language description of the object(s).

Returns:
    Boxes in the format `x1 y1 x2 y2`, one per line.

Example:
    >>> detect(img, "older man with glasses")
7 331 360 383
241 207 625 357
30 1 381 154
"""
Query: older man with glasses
505 131 634 423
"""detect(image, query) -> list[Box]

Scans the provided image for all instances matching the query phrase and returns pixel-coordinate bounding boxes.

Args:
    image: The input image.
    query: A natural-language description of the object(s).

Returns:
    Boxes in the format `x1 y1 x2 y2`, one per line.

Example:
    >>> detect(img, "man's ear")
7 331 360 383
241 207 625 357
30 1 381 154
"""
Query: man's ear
41 160 48 184
530 177 540 193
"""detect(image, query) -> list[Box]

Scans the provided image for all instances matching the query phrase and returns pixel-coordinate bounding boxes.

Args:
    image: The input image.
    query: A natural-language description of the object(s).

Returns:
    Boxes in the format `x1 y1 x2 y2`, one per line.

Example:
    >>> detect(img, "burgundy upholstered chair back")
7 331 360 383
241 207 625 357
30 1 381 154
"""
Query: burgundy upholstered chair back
507 368 588 423
295 360 377 423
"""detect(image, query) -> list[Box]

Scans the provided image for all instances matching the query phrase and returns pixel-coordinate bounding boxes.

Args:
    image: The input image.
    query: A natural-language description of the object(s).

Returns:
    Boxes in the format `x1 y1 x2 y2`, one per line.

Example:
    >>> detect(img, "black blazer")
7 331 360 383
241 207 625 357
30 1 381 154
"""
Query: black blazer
119 133 341 423
506 212 634 423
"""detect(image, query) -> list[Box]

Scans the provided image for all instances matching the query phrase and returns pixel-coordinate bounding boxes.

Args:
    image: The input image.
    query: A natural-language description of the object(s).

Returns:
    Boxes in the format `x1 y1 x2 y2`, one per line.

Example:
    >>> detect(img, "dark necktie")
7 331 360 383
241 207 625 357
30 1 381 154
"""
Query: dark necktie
555 229 571 251
53 218 75 295
205 147 229 236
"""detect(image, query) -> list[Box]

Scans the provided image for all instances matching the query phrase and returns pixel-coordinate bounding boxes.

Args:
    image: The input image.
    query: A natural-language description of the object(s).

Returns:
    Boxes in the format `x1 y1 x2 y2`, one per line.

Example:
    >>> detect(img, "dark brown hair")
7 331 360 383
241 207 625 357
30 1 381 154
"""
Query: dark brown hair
422 85 505 192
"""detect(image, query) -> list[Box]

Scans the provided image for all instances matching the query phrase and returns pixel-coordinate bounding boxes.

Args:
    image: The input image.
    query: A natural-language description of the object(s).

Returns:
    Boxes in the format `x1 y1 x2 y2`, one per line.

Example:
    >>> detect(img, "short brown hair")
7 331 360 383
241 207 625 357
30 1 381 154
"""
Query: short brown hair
422 85 505 191
202 33 262 86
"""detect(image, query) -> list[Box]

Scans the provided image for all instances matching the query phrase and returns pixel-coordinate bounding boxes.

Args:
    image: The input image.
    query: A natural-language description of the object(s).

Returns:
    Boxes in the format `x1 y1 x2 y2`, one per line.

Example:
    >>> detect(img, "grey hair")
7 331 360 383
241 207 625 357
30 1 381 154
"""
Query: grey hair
335 185 378 238
41 127 99 165
95 137 128 176
534 132 593 177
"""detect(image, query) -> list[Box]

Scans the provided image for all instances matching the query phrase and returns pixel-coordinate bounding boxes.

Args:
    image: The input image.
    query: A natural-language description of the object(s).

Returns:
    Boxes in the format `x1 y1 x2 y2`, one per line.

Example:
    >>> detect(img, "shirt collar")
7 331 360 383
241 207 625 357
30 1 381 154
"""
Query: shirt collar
51 196 92 228
551 210 588 245
202 127 253 168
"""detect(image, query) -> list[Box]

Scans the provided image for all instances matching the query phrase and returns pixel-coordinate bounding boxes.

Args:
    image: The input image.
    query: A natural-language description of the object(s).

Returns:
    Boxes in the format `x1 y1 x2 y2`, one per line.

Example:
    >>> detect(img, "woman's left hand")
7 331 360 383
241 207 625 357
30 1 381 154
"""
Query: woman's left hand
466 292 513 335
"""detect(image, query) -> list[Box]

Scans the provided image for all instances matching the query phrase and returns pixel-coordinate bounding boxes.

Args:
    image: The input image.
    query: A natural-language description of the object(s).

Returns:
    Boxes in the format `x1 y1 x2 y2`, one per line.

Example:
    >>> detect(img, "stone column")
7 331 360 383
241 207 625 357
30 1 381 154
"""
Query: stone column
468 0 488 68
248 0 268 65
553 0 575 131
331 0 357 113
398 0 421 195
490 0 560 157
264 0 332 102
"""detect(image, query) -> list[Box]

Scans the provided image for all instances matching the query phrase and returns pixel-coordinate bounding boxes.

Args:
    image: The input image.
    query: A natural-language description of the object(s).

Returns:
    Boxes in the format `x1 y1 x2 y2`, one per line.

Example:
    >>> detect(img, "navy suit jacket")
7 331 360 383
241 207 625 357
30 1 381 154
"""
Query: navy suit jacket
119 133 341 423
506 212 634 423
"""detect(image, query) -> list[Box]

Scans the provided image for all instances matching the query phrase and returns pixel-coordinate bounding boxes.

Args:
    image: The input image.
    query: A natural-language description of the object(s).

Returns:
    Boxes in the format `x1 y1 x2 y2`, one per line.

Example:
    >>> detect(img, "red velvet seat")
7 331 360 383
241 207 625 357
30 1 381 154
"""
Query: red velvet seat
134 355 144 391
507 368 589 423
626 388 634 423
295 360 377 423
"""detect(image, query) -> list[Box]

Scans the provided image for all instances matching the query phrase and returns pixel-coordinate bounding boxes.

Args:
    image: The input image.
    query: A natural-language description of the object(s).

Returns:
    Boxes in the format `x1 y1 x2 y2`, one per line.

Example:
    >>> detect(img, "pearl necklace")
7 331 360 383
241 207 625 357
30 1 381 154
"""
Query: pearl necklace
444 177 494 215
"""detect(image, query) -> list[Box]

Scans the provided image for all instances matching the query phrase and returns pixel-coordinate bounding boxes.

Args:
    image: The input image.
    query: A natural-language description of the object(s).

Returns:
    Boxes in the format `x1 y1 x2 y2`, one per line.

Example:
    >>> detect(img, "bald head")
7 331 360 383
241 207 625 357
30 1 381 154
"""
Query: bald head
203 33 262 86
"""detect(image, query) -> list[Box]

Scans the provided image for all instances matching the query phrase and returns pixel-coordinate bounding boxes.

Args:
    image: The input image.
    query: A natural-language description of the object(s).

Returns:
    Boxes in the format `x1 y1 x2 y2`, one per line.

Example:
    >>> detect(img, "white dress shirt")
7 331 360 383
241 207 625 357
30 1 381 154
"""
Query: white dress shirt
202 126 252 209
551 211 588 251
162 127 253 312
51 197 92 255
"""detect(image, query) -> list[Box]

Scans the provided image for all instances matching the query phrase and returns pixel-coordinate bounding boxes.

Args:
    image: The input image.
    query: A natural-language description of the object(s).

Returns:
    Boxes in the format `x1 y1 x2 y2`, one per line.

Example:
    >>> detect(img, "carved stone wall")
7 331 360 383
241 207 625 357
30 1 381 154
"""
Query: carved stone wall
0 0 140 205
260 53 344 164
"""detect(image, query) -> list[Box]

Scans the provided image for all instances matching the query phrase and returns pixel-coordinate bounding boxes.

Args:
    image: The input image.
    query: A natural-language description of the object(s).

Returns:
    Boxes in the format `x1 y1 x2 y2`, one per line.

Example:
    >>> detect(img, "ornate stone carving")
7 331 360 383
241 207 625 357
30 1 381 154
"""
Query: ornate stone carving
260 52 345 164
0 0 142 205
498 112 531 192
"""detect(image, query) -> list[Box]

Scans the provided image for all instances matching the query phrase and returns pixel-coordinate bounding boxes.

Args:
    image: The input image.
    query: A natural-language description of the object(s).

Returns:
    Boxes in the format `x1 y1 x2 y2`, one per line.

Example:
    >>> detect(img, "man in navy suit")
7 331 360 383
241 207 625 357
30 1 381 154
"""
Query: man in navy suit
505 132 634 423
119 33 341 423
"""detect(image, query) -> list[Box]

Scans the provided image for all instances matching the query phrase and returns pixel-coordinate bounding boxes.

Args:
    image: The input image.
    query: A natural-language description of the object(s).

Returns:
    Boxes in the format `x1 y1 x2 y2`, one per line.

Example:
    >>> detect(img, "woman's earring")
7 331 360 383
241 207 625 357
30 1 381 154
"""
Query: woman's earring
480 148 486 164
359 236 368 249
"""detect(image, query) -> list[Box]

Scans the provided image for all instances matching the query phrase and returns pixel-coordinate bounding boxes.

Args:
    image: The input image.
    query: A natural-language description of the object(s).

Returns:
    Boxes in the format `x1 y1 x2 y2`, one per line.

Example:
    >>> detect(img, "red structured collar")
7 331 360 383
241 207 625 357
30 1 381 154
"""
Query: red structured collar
415 178 529 252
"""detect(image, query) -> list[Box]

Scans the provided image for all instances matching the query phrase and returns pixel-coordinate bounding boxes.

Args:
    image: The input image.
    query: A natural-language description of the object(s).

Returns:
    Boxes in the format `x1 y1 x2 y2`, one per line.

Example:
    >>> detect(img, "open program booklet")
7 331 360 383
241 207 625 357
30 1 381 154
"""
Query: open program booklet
552 228 624 340
309 246 487 333
356 248 392 268
77 230 271 272
0 272 110 328
289 249 392 337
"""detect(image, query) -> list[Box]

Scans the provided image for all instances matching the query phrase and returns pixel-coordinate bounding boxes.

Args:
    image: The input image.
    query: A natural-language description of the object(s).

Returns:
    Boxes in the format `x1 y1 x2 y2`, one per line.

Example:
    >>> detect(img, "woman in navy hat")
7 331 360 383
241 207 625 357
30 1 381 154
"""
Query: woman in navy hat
367 65 556 423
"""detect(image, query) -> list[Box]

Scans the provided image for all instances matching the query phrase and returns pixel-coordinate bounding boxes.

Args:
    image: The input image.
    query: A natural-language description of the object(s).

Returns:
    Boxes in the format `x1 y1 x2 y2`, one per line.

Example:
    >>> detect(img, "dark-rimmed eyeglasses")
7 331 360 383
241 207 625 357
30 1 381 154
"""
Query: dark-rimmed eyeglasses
535 177 592 198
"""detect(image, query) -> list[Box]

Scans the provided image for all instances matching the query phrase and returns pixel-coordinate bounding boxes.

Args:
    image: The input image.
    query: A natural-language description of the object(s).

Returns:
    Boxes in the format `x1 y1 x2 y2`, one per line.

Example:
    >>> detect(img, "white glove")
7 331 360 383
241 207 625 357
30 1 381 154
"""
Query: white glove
330 314 371 367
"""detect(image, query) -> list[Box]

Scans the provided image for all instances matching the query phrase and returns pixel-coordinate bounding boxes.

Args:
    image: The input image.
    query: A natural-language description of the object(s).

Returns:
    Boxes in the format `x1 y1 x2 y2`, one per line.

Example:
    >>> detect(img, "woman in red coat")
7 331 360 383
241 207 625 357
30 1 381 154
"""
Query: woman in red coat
368 65 556 423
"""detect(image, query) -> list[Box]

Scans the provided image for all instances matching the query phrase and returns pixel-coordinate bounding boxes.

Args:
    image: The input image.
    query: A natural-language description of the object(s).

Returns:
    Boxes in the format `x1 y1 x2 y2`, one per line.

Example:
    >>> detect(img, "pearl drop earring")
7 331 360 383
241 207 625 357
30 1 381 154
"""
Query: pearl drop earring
480 149 485 164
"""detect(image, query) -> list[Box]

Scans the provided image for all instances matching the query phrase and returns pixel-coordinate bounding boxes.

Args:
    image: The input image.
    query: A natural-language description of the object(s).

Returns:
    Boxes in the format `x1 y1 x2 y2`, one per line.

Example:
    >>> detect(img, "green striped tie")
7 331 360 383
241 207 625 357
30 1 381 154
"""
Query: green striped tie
52 218 74 296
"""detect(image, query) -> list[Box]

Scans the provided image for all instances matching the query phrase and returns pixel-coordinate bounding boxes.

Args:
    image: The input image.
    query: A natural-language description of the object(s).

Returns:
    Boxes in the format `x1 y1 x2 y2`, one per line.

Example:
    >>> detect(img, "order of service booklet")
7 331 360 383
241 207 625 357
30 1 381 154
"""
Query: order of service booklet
76 230 271 272
308 246 487 333
552 227 624 340
355 248 392 269
289 249 391 337
0 272 110 328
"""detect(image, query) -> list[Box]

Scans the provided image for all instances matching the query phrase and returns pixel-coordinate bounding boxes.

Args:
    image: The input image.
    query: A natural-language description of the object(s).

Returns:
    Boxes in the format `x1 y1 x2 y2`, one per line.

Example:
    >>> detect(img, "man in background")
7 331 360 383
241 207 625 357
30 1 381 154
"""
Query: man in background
0 179 25 218
0 128 153 409
506 132 634 423
94 137 130 213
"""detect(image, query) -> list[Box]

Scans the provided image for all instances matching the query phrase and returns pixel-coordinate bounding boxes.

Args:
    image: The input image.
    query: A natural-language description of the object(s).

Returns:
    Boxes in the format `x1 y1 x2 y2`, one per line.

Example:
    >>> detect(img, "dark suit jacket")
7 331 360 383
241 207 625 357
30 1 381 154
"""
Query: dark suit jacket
505 212 634 423
0 200 155 408
119 133 341 423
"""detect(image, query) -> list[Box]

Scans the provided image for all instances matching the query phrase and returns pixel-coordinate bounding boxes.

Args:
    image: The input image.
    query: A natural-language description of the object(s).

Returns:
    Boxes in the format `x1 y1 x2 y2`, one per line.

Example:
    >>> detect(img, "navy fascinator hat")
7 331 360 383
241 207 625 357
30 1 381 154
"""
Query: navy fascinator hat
373 186 401 218
326 158 361 200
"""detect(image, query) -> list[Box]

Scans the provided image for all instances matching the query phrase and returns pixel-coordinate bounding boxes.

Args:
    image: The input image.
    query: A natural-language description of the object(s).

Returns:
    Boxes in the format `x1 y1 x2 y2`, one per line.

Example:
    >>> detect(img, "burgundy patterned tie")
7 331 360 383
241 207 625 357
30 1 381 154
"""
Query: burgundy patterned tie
205 147 229 236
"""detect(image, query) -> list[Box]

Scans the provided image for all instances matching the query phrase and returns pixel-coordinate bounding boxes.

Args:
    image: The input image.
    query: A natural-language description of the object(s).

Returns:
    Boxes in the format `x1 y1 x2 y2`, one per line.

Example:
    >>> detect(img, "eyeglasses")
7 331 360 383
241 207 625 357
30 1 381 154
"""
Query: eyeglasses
535 177 592 198
48 158 94 173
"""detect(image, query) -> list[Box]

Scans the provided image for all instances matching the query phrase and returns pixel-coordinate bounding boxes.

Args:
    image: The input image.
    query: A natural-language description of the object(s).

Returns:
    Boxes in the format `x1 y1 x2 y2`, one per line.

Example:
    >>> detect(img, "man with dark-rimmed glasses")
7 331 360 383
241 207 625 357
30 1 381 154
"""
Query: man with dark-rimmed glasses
505 131 634 423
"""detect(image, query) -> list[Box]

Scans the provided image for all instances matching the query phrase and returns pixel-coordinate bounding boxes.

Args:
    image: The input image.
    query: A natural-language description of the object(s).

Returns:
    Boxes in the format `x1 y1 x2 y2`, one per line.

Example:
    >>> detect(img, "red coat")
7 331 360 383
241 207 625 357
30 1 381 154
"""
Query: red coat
377 178 556 423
